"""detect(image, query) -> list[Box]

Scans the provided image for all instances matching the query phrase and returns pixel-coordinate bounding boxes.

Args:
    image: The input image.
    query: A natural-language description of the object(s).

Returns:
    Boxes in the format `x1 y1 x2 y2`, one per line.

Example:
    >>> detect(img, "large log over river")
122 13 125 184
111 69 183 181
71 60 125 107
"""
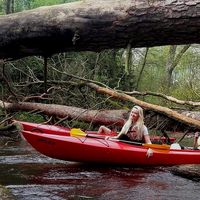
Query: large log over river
0 0 200 60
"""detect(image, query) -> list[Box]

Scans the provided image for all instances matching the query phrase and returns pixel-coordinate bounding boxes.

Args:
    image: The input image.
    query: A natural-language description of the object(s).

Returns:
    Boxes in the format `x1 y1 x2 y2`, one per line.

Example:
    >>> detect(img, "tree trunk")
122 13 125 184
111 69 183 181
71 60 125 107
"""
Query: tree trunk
165 45 177 91
5 0 14 14
5 0 12 14
0 0 200 60
171 164 200 181
0 100 127 126
136 47 149 90
86 82 200 130
165 45 190 92
1 98 200 131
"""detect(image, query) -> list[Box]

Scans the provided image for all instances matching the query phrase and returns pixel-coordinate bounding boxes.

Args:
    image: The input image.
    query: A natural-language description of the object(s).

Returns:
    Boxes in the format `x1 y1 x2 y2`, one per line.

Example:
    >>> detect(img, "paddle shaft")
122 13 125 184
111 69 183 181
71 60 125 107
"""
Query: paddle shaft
108 138 170 150
109 138 142 146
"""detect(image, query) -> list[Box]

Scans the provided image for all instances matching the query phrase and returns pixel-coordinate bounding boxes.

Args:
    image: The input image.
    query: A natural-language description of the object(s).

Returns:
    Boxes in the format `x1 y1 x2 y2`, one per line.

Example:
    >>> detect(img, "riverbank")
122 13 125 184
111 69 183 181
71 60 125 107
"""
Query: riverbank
0 185 15 200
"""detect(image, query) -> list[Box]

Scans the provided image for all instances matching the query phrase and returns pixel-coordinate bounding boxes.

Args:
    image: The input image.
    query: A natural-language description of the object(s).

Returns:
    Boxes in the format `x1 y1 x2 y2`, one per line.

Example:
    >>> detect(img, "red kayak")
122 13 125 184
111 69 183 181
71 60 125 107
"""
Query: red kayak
17 120 175 144
21 130 200 166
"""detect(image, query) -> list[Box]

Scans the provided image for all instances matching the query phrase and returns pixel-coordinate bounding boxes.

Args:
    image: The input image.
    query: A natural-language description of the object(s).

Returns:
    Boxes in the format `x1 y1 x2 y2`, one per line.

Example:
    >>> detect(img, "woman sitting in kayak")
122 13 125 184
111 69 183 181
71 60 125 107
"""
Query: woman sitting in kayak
98 105 152 144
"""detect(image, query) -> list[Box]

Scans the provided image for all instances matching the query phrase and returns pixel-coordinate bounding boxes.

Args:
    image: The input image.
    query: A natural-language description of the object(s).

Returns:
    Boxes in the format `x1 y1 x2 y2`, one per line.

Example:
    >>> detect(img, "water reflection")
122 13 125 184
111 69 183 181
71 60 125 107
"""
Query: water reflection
0 141 200 199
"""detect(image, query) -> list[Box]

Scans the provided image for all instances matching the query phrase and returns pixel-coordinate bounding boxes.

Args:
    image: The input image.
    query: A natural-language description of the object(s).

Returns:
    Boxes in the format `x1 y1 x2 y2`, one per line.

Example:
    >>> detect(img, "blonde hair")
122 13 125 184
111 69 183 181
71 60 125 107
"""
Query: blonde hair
119 105 144 140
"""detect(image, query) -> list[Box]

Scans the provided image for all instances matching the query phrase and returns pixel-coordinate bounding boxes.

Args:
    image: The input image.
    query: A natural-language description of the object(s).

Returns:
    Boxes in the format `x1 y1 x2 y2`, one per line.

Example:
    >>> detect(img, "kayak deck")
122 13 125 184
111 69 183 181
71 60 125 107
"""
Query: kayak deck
17 120 176 144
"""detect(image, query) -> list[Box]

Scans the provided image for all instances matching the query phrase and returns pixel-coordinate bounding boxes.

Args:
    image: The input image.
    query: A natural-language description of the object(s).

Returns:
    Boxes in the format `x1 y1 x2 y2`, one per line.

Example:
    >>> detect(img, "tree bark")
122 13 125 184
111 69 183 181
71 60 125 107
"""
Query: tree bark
1 98 200 131
0 100 127 126
5 0 14 14
87 82 200 130
0 0 200 60
122 90 200 107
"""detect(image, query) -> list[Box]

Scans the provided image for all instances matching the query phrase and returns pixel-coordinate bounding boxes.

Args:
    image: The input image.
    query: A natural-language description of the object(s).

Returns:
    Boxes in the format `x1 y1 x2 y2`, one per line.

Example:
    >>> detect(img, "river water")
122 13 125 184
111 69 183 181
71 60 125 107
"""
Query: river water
0 140 199 200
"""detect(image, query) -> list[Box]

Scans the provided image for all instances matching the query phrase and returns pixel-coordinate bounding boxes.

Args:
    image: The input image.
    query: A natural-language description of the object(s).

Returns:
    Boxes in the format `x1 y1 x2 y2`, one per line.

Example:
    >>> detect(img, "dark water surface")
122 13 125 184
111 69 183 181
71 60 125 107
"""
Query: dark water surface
0 141 199 200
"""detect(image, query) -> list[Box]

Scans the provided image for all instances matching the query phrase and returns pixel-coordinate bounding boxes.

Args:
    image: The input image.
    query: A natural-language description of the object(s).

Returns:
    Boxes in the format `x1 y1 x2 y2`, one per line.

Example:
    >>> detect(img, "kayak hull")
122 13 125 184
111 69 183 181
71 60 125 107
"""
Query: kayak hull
21 130 200 166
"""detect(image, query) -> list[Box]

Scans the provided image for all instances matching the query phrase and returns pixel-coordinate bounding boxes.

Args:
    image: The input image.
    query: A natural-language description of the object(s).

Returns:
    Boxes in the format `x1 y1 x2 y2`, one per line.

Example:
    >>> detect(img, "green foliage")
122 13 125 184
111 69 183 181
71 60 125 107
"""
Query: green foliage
14 112 44 123
30 0 78 9
171 47 200 100
0 0 3 14
136 47 166 92
131 45 200 107
3 44 200 112
3 0 80 13
1 44 200 130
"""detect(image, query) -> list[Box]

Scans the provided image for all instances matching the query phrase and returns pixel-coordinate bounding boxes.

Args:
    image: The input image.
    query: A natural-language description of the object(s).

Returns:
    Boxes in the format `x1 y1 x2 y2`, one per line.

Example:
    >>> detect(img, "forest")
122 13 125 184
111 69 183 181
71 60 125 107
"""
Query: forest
0 0 200 137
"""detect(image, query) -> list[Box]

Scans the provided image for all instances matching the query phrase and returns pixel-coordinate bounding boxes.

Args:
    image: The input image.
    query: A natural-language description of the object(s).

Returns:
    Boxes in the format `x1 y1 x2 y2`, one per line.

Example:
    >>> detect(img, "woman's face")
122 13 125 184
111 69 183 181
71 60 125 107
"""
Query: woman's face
130 108 139 122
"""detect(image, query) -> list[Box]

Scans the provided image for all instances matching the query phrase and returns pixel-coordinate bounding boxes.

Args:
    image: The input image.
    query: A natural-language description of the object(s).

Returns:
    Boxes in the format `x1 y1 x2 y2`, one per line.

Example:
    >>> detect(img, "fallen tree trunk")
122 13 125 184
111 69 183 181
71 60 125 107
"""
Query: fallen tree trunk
1 0 200 60
123 90 200 107
0 99 200 131
0 101 127 126
87 83 200 130
171 164 200 181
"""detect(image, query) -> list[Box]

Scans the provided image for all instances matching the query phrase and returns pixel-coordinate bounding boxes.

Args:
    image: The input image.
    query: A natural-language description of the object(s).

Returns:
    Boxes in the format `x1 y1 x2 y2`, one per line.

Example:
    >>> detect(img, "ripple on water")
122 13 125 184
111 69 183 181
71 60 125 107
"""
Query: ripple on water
6 171 200 200
0 154 66 164
7 184 76 200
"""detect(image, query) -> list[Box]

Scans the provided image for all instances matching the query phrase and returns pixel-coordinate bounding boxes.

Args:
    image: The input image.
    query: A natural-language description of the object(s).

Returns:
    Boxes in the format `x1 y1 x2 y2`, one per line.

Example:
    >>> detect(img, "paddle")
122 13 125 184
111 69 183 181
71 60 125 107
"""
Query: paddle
70 128 105 139
110 138 170 150
70 128 170 150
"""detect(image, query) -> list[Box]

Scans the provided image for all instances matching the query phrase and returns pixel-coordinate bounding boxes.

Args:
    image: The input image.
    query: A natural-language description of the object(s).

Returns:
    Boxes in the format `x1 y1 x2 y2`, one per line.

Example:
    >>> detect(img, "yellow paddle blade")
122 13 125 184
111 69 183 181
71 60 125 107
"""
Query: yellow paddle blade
70 128 86 137
143 143 170 150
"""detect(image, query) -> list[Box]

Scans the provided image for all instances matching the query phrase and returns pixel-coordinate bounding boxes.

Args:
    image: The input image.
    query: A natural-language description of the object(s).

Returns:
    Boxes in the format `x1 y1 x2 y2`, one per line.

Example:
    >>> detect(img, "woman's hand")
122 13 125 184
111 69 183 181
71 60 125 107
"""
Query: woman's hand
195 132 199 138
105 136 110 140
146 148 153 158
